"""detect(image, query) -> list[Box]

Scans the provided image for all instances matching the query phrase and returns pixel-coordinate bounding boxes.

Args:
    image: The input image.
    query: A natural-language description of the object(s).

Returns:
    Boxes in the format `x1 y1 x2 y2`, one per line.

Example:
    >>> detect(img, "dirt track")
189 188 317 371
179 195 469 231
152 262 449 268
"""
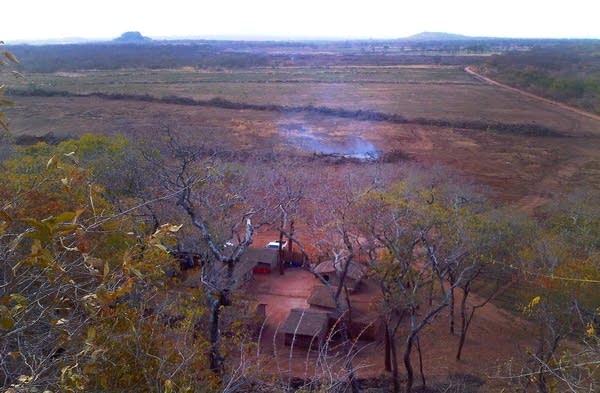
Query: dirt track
465 67 600 126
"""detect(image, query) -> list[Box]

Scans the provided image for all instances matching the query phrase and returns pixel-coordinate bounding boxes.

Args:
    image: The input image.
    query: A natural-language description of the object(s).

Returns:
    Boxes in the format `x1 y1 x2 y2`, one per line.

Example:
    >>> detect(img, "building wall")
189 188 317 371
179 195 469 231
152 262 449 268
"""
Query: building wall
284 333 322 349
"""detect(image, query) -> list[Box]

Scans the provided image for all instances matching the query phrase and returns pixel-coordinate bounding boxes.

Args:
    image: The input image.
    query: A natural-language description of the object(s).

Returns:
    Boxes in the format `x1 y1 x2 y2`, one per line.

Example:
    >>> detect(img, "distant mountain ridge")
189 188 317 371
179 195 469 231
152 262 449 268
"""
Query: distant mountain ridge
405 32 473 41
113 31 152 43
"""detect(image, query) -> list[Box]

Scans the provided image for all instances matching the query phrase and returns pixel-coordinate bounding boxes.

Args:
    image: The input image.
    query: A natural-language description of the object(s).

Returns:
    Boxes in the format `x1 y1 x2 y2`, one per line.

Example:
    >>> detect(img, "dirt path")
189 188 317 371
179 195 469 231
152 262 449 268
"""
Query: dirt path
465 67 600 125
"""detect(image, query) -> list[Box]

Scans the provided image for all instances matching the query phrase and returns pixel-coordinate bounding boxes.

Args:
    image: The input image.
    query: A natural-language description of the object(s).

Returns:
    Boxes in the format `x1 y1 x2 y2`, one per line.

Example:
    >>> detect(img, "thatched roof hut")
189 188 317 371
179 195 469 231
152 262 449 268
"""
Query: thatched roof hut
313 260 366 291
307 285 383 342
240 248 278 273
307 285 347 311
282 308 329 349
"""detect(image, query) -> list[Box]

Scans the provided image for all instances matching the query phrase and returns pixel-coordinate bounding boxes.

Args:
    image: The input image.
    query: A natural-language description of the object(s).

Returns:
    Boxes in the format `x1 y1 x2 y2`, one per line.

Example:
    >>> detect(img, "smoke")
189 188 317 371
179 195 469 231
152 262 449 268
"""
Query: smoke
281 123 380 160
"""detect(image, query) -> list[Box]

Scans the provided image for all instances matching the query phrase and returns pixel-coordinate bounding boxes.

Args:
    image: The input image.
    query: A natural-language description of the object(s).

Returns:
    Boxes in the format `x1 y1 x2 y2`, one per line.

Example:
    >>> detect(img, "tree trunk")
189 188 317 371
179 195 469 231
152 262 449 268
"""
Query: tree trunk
278 229 285 275
391 331 400 393
384 323 392 372
384 320 400 393
428 278 434 306
416 334 426 388
449 284 455 335
403 333 415 393
456 280 500 361
289 220 295 256
339 317 361 393
208 295 223 374
456 288 469 360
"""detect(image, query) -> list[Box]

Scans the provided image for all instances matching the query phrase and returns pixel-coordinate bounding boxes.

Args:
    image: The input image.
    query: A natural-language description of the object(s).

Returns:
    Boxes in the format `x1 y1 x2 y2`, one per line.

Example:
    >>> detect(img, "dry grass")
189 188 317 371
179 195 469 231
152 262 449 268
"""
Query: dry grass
7 66 600 134
5 65 600 210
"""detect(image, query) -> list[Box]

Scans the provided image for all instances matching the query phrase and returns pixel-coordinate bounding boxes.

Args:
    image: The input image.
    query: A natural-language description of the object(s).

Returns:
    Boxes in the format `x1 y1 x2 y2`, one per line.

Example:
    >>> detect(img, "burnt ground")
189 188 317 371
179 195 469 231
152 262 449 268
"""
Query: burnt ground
6 94 600 210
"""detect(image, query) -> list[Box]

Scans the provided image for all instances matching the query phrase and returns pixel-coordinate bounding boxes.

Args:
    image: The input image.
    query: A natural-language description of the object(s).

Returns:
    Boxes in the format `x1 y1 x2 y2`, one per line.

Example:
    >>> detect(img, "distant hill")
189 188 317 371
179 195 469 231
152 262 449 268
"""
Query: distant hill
113 31 152 43
405 32 473 41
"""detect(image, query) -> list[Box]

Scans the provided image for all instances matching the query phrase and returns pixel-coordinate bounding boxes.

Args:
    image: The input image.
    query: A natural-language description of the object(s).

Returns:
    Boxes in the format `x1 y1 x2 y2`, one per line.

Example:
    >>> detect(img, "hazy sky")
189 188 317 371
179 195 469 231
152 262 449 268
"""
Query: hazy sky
4 0 600 42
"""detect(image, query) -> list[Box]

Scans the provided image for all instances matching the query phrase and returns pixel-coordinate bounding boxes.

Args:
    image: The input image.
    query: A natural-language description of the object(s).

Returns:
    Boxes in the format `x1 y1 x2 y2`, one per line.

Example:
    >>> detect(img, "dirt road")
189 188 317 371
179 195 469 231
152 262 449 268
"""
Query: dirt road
465 66 600 124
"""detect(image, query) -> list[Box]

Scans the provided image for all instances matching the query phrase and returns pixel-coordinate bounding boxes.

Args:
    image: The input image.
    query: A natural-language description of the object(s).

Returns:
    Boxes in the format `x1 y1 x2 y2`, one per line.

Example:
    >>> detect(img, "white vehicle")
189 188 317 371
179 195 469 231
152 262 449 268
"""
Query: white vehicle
266 240 288 250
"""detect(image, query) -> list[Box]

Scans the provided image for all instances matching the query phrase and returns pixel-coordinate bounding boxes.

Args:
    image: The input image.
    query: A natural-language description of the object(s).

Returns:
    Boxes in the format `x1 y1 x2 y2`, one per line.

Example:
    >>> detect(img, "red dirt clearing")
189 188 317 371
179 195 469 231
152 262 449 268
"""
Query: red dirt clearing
242 267 535 390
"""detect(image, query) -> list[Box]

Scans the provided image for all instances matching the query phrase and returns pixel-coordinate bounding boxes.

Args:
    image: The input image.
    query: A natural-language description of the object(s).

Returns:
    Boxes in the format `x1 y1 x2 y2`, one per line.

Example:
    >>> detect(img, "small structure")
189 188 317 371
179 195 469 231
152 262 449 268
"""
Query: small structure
313 260 366 291
240 248 278 274
307 285 347 312
173 247 294 289
307 285 382 341
282 308 329 349
179 251 261 289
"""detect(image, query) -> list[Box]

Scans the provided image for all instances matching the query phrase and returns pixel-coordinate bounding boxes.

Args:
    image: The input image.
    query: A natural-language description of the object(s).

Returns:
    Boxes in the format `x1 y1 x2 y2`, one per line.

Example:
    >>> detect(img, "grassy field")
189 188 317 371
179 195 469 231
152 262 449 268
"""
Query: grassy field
5 65 600 208
7 66 600 133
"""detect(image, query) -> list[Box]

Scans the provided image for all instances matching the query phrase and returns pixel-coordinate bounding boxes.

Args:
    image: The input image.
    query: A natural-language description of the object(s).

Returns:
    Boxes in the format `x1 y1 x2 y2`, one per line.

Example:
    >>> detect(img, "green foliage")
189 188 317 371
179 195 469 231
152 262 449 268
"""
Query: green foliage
484 44 600 114
0 41 20 130
507 190 600 392
0 136 236 392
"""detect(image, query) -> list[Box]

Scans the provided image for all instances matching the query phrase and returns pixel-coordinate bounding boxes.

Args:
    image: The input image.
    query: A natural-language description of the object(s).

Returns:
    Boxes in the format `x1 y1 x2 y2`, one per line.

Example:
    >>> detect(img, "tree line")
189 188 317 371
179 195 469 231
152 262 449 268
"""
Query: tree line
480 43 600 115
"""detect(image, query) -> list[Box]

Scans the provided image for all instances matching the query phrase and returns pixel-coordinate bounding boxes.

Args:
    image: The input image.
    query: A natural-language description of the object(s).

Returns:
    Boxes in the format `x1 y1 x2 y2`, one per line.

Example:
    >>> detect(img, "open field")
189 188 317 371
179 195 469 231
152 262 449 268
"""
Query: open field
7 66 600 134
5 65 600 209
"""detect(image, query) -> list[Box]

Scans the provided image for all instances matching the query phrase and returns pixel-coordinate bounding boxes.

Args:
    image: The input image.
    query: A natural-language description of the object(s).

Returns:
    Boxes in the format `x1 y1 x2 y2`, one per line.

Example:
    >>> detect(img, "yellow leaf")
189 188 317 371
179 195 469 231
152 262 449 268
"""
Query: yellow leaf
586 323 596 337
0 210 12 224
164 379 173 393
0 316 14 330
8 351 20 360
3 51 19 63
87 326 96 342
0 115 8 131
154 243 169 253
167 224 183 232
55 211 77 223
47 155 56 169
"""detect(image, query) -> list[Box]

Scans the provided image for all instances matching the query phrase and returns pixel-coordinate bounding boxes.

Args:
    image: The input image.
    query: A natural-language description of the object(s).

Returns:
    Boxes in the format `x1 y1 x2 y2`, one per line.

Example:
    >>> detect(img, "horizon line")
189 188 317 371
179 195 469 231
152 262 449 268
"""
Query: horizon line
6 31 600 45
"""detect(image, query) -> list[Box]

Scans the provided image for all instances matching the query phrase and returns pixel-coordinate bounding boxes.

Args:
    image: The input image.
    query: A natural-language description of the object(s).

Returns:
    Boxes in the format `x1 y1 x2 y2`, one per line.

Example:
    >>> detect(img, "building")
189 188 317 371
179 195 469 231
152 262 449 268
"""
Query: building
240 248 278 274
313 260 366 291
282 308 330 349
307 285 382 342
307 285 347 312
178 248 278 289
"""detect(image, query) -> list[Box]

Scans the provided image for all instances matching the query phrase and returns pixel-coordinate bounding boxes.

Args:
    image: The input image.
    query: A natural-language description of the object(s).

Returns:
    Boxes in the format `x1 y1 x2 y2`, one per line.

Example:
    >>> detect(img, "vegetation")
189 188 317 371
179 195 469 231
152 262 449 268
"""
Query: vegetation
0 42 20 130
1 132 598 392
5 88 563 137
2 39 600 393
480 43 600 114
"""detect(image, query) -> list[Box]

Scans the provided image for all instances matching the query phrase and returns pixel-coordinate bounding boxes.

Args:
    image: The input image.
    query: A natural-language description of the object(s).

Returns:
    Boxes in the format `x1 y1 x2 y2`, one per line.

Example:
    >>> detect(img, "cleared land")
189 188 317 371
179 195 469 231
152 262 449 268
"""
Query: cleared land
236 261 533 385
5 65 600 209
8 66 600 133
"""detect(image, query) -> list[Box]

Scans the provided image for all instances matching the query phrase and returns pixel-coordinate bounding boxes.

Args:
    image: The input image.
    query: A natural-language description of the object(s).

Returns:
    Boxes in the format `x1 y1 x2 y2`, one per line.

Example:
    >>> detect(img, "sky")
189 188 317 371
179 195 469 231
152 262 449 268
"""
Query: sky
4 0 600 42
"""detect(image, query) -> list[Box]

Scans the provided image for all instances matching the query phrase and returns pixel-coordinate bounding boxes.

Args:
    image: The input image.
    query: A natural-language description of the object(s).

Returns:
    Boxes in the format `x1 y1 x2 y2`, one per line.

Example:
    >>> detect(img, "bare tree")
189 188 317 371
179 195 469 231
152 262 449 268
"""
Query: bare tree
144 128 272 375
355 170 487 393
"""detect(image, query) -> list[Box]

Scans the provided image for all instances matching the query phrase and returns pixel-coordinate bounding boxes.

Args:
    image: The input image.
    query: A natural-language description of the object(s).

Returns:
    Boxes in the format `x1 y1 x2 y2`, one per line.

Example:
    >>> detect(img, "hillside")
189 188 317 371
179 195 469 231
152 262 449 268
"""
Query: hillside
405 31 473 41
113 31 152 43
